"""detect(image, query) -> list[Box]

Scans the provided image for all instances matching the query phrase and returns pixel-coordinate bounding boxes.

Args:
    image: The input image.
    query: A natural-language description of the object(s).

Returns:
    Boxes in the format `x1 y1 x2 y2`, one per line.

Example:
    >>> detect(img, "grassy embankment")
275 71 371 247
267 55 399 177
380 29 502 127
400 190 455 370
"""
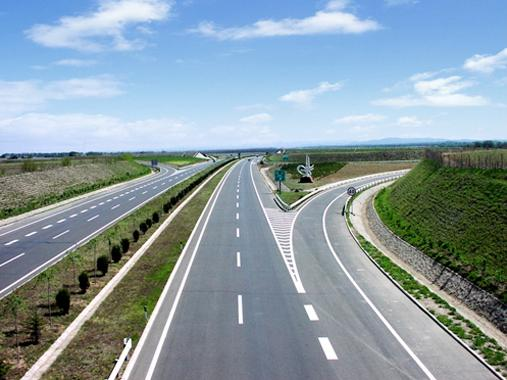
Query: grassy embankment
375 157 507 303
0 160 231 380
0 156 150 220
43 161 232 379
345 194 506 375
134 154 206 168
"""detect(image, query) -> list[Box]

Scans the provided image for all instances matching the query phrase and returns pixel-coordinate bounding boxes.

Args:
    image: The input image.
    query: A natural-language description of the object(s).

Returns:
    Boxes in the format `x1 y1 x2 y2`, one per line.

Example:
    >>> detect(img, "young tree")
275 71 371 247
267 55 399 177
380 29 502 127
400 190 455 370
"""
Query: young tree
38 268 55 326
27 309 42 345
68 250 82 286
6 295 24 361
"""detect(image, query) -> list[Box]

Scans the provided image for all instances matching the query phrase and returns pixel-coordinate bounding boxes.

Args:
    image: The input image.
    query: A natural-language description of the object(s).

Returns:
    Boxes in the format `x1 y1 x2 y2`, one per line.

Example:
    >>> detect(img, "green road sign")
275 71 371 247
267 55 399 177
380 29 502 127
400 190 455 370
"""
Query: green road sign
274 169 286 182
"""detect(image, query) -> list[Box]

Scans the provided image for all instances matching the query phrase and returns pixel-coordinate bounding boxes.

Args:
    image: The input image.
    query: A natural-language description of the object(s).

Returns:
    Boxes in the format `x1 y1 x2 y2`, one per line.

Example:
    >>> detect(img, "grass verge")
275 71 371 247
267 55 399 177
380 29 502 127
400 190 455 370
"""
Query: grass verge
42 162 231 379
134 155 206 168
345 197 507 377
0 160 232 379
277 191 308 205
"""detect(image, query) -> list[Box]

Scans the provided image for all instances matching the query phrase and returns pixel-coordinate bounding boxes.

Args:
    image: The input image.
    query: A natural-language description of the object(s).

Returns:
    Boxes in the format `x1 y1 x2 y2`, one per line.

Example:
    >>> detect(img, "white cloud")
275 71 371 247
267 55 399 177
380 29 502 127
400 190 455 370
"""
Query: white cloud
396 116 429 127
0 113 190 152
191 1 380 40
334 113 385 124
25 0 171 52
0 76 122 115
373 75 488 108
54 59 98 67
280 81 342 106
464 48 507 74
239 113 272 124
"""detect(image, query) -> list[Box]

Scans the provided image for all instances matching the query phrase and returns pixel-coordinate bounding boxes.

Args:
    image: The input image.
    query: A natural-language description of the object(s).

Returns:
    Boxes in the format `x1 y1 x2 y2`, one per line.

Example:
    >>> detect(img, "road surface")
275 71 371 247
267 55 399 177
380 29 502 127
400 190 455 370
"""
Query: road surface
123 159 496 380
0 161 213 299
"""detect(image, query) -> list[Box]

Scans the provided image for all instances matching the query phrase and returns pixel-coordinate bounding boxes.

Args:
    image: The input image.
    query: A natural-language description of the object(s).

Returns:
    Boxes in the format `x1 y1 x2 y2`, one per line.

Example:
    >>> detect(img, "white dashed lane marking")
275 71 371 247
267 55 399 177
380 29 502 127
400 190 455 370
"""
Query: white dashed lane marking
319 337 338 360
4 239 18 246
0 252 25 268
52 230 70 240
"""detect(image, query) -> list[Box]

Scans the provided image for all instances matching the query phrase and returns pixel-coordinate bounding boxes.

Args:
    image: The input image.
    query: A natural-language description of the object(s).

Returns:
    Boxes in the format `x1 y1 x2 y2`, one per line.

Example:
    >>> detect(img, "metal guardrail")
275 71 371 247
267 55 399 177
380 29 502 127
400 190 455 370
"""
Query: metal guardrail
106 338 132 380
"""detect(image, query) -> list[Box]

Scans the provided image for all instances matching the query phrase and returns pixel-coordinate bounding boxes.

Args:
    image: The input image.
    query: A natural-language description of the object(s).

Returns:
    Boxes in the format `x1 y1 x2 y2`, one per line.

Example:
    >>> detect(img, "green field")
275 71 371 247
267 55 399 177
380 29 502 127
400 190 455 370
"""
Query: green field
134 155 206 168
375 158 507 302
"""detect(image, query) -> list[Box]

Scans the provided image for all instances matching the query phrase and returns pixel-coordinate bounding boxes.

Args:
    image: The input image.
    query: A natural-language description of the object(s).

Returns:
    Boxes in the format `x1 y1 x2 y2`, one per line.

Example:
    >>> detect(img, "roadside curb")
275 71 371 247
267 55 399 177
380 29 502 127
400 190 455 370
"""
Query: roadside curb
344 182 503 380
21 162 232 380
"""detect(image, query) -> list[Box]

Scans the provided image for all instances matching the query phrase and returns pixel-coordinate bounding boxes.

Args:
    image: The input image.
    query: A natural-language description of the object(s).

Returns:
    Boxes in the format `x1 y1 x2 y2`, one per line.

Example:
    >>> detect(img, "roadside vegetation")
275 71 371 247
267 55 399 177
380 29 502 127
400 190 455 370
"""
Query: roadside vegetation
0 160 231 379
0 156 150 220
43 161 232 379
346 197 507 376
277 191 308 205
375 156 507 302
134 154 206 168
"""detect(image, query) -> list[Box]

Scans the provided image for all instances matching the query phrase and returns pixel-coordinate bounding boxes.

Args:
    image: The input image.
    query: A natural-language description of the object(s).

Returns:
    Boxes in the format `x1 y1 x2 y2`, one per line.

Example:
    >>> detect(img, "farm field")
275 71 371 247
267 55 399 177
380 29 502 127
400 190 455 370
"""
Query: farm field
0 157 150 220
134 154 206 168
375 156 507 302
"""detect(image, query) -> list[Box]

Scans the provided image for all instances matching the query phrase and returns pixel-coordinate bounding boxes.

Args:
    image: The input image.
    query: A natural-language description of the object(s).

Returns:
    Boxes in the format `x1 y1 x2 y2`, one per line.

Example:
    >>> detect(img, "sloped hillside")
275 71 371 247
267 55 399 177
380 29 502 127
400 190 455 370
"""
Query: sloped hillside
375 159 507 302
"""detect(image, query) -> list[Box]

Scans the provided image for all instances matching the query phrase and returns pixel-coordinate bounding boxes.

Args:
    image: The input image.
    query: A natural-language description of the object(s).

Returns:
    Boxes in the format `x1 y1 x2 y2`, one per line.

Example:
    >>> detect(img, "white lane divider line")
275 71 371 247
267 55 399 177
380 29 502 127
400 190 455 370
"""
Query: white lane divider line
106 199 112 202
119 194 124 197
236 251 241 267
236 202 239 208
87 215 99 222
4 239 19 246
142 191 148 195
0 252 25 268
236 212 239 220
129 196 136 201
99 201 105 205
318 337 338 360
25 231 37 237
111 204 120 210
237 188 239 193
113 196 119 200
236 195 239 200
69 213 78 218
153 186 158 189
162 182 166 185
236 228 240 238
42 224 53 230
90 205 97 209
304 304 319 321
238 295 244 325
322 196 436 379
57 218 66 224
52 230 70 240
80 209 88 214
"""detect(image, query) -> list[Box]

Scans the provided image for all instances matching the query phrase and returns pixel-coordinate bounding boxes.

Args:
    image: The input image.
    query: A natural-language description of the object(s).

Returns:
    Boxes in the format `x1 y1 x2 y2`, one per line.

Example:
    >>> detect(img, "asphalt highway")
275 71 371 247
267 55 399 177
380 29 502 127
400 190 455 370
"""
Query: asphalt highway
123 159 496 380
0 161 213 299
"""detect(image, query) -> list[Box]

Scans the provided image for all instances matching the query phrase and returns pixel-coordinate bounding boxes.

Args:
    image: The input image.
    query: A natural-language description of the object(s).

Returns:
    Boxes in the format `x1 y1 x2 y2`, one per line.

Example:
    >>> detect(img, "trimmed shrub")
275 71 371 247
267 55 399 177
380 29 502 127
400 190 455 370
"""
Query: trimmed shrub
97 255 109 275
152 212 159 224
163 203 171 213
111 244 122 263
27 310 42 344
140 222 148 234
78 272 90 293
55 288 71 315
133 229 140 242
170 196 177 206
121 238 130 253
146 218 152 228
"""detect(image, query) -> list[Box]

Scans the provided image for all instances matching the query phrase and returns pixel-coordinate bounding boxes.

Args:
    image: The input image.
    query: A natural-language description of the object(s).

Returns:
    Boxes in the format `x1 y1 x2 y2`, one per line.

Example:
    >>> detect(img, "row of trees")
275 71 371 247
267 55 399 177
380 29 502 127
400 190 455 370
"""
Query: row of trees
425 149 507 169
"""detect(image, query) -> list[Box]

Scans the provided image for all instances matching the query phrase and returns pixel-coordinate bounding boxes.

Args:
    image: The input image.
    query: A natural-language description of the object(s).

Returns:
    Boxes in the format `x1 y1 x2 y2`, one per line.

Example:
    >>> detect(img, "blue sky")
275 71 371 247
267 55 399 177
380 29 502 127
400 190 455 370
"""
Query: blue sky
0 0 506 152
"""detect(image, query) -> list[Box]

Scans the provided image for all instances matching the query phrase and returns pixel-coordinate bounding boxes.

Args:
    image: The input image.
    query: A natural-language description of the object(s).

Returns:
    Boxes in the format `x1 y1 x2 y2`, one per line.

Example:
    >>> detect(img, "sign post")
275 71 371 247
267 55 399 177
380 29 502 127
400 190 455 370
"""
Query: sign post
274 169 286 193
347 186 356 215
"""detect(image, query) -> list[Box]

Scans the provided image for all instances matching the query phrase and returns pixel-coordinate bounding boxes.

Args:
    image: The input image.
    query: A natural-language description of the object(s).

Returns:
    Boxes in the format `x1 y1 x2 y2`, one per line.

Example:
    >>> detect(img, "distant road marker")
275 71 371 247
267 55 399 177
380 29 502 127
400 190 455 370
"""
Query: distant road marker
238 295 244 325
236 252 241 267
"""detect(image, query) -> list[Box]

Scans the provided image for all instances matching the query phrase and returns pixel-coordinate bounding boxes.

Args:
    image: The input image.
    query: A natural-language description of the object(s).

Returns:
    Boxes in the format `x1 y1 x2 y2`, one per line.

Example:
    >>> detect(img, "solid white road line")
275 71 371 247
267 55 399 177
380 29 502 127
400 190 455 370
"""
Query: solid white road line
52 230 70 240
236 251 241 268
57 219 66 224
236 228 240 238
87 215 99 222
25 231 37 237
238 295 244 325
318 337 338 360
0 253 25 268
304 304 319 321
236 212 239 220
4 239 19 246
322 195 436 380
42 224 53 230
69 213 78 218
111 204 120 210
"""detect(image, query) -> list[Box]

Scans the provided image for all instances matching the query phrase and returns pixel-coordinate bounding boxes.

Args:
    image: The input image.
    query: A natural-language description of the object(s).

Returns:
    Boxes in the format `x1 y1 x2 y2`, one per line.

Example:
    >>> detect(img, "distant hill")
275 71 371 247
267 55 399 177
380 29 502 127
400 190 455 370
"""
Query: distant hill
375 157 507 302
